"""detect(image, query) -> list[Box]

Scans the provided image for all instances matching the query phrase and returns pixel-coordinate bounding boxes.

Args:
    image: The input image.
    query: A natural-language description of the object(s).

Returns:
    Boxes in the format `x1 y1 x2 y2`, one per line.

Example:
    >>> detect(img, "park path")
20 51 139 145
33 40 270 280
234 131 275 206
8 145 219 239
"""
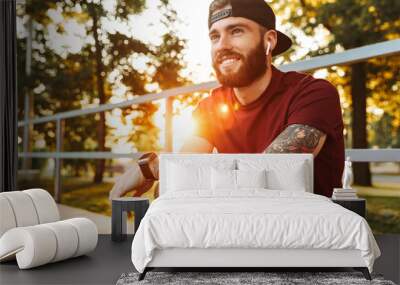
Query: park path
58 204 137 235
58 204 111 234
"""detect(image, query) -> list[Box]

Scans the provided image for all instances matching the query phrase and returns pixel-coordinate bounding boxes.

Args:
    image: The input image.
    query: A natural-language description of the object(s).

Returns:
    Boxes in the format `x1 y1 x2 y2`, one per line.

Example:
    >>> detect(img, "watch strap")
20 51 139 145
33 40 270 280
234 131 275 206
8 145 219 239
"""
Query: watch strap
138 152 157 180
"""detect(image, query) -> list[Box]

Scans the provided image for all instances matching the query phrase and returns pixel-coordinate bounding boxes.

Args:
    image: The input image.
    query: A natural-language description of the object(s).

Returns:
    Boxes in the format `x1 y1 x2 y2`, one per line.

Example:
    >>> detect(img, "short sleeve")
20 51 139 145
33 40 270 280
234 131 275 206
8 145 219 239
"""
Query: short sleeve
287 79 343 138
192 100 214 145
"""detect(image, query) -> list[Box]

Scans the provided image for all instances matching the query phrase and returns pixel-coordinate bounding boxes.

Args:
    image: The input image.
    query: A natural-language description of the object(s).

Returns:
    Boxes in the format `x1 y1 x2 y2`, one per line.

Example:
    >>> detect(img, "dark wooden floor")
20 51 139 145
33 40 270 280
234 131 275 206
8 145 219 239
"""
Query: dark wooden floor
0 235 134 285
0 234 399 285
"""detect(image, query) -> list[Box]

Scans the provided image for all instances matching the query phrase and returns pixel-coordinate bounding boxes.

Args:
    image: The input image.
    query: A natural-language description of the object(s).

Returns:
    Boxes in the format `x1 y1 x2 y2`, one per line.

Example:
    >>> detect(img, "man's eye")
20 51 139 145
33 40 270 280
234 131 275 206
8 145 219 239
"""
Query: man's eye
210 34 219 41
232 28 243 35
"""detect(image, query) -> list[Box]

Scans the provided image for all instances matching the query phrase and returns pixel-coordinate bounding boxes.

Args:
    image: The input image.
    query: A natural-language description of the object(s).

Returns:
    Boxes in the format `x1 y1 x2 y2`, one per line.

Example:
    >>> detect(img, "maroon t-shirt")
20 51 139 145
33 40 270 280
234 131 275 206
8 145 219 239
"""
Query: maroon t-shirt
192 65 345 197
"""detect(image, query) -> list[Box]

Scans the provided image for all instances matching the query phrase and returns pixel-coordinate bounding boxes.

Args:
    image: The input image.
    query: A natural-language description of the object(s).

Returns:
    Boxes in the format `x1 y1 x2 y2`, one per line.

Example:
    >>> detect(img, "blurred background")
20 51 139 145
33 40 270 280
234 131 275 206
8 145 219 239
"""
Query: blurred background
15 0 400 234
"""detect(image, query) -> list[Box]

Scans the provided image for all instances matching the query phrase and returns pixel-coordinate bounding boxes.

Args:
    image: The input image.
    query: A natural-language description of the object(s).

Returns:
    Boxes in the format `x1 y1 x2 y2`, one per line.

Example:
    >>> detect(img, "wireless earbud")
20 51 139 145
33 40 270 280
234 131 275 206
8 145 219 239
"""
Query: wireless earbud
266 42 271 55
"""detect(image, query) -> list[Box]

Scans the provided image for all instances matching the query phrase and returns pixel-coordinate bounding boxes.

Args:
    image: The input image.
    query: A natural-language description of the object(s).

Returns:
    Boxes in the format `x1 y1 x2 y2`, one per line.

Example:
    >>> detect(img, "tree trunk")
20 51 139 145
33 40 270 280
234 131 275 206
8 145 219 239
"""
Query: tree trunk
350 62 371 186
74 165 80 177
22 16 33 170
90 5 106 184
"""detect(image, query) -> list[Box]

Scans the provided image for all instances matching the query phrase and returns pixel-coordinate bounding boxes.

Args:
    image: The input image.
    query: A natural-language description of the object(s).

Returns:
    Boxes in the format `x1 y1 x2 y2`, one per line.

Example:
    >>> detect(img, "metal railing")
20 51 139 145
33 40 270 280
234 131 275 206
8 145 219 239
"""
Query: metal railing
18 39 400 202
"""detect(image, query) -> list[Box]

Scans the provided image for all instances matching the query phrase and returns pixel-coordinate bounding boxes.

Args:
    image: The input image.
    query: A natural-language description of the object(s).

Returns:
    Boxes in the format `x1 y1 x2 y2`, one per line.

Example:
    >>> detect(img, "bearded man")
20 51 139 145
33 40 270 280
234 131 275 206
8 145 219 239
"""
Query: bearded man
110 0 345 199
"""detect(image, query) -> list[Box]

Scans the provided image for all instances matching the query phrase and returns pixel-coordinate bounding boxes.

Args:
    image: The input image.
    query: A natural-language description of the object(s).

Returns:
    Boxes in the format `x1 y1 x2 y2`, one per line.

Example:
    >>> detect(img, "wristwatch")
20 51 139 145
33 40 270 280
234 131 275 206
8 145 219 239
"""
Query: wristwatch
137 152 158 180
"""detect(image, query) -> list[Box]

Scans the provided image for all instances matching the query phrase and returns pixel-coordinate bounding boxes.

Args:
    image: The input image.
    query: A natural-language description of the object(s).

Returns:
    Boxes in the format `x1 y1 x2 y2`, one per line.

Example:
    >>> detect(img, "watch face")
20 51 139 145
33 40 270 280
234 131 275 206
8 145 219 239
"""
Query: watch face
139 152 156 163
138 157 149 165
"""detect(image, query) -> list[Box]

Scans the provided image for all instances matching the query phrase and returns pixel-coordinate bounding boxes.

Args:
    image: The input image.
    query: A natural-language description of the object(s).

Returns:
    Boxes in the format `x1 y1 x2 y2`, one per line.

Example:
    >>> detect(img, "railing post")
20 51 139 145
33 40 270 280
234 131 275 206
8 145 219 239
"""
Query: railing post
54 119 65 203
165 97 174 152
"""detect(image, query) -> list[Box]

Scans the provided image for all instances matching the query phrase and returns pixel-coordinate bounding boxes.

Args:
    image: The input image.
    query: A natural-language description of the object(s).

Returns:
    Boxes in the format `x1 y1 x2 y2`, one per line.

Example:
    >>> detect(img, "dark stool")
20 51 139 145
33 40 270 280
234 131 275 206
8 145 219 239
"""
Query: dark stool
111 197 149 242
331 198 366 218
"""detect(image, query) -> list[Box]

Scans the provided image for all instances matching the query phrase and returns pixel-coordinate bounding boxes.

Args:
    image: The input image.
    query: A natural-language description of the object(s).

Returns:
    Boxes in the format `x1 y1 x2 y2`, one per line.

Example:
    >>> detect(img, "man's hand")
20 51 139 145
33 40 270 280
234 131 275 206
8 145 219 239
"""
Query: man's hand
109 162 148 200
264 124 326 156
110 135 213 200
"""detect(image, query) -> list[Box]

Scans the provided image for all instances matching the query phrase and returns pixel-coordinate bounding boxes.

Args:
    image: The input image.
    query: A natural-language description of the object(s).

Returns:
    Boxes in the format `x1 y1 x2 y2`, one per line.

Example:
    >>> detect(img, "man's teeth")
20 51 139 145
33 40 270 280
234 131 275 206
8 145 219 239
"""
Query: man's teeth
222 58 238 64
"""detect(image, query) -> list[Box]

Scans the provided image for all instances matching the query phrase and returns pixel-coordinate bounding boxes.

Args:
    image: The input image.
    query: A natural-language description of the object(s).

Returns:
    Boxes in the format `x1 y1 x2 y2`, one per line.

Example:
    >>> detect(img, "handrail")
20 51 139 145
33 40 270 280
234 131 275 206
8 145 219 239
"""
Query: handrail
17 38 400 202
17 149 400 162
17 39 400 127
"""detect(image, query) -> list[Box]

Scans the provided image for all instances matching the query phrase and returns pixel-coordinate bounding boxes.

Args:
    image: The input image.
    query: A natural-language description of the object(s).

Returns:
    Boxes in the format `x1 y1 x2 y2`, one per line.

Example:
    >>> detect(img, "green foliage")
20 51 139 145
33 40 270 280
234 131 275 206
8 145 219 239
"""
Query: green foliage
114 0 147 18
150 2 207 116
314 0 400 48
17 0 190 177
24 0 56 24
272 0 400 149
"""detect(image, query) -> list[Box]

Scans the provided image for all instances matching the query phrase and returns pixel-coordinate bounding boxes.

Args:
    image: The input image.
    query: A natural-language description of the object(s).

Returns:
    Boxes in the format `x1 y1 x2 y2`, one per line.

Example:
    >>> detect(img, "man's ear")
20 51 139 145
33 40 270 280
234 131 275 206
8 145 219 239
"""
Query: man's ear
263 30 278 54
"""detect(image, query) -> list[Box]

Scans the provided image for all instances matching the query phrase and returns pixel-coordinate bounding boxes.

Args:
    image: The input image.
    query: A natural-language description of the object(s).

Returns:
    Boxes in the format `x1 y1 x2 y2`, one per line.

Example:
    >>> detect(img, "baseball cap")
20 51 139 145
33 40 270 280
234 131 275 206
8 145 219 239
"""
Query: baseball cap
208 0 292 56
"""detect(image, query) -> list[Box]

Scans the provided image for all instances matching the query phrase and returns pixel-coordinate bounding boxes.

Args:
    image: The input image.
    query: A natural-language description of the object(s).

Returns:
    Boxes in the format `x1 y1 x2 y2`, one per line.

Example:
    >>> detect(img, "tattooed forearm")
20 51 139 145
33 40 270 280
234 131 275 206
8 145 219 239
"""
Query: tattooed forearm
264 124 326 155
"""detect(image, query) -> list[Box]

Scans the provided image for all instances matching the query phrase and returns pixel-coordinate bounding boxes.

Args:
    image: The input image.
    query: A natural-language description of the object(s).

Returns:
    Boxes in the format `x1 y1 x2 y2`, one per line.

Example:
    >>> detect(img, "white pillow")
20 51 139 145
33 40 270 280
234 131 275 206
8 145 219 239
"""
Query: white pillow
211 169 267 190
167 162 211 191
267 166 307 191
236 169 267 188
165 158 235 192
238 159 308 191
211 168 236 190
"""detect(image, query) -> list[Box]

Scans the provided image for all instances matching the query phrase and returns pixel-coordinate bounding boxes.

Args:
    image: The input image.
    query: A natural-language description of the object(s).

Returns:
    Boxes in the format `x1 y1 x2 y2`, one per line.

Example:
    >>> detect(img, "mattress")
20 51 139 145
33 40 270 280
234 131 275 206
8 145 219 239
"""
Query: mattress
131 190 380 273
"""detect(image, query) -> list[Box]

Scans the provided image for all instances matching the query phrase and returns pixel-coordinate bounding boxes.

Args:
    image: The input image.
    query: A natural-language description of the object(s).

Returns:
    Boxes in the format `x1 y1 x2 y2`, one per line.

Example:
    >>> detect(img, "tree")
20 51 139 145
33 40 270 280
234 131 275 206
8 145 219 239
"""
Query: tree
65 0 150 183
272 0 400 185
17 0 191 183
16 1 56 171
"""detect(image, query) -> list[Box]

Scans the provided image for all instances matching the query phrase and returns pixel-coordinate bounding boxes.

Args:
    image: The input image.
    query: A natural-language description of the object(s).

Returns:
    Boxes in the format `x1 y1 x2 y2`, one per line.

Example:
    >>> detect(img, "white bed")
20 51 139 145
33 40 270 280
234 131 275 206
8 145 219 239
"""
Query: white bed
131 154 380 280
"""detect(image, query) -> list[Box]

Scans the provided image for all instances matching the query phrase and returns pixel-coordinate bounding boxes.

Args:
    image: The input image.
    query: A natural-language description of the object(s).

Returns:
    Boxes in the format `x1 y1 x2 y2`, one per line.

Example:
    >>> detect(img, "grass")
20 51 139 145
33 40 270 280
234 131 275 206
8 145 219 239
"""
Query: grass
355 181 400 234
18 176 400 234
61 182 114 216
359 195 400 234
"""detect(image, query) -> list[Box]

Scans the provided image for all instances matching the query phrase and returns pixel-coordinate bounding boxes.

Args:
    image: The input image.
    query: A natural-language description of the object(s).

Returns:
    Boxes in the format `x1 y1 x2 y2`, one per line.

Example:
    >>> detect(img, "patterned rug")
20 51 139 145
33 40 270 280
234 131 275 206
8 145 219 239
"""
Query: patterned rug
116 271 396 285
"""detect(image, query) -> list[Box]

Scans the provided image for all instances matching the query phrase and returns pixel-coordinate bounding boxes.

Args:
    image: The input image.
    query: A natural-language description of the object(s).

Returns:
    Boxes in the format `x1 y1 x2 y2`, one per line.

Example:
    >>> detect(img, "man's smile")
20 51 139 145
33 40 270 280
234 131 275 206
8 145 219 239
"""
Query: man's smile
220 57 241 69
217 53 242 71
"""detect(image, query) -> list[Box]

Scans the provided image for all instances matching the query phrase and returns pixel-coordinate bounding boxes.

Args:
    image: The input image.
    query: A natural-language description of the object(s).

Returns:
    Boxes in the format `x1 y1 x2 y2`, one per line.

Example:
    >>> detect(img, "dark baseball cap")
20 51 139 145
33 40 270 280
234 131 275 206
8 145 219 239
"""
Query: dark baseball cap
208 0 292 56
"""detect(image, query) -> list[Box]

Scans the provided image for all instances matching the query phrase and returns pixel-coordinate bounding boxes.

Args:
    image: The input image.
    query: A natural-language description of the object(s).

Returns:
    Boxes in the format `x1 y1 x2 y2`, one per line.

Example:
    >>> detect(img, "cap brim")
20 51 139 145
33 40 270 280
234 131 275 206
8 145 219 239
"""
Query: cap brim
272 31 292 56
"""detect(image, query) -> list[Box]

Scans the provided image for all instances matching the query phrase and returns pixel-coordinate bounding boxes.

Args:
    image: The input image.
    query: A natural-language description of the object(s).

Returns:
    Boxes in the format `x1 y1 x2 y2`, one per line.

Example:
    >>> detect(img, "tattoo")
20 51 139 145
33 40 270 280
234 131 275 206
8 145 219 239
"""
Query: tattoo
264 124 324 154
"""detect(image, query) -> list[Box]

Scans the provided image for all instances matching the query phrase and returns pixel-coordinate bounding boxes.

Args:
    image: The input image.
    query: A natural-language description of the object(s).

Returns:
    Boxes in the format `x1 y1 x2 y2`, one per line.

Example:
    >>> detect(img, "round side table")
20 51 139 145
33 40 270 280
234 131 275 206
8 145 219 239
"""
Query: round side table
111 197 149 242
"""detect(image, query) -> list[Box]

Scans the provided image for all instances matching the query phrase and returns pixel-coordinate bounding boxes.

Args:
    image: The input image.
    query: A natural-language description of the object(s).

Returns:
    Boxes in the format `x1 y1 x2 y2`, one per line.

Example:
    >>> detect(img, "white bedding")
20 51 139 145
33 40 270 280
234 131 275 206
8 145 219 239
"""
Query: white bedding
131 190 380 273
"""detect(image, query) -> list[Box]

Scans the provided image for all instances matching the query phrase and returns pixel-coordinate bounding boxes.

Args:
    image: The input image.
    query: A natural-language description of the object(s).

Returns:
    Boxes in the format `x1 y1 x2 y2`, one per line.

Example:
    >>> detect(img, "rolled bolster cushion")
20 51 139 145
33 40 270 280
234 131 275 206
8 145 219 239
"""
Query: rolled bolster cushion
62 218 98 257
42 221 79 263
0 196 17 237
0 191 39 228
0 218 98 269
0 189 60 238
23 188 60 224
0 226 57 268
